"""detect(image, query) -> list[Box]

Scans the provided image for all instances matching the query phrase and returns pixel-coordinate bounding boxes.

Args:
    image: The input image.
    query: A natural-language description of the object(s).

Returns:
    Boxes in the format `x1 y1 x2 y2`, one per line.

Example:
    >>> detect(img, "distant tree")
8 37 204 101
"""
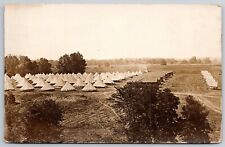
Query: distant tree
5 55 20 77
30 61 39 75
167 58 177 64
197 59 202 64
180 95 212 143
16 56 33 76
160 59 167 65
180 59 188 64
189 56 198 64
38 58 52 74
5 55 40 76
48 60 58 74
104 62 111 67
57 52 86 74
57 54 72 73
202 58 212 64
69 52 87 73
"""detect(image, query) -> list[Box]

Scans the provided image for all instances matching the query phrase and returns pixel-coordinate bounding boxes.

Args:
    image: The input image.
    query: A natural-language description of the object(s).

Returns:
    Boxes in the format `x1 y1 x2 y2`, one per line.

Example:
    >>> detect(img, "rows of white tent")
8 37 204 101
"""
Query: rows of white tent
201 70 218 89
5 71 143 92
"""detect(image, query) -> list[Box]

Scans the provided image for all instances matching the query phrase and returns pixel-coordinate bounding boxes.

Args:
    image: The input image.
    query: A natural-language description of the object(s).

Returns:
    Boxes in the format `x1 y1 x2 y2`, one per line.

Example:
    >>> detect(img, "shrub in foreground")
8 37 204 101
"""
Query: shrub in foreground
180 95 212 143
24 99 63 142
111 82 212 143
111 82 180 143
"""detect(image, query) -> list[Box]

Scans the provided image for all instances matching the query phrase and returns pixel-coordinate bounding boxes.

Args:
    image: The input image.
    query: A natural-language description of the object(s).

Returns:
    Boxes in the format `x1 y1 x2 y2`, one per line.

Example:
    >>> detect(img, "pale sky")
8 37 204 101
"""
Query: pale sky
4 4 221 60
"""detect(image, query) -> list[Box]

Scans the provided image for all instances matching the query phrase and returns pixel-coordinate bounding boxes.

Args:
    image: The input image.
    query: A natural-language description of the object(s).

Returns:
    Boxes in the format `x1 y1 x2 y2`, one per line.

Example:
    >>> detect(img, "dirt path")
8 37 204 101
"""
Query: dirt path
173 92 221 114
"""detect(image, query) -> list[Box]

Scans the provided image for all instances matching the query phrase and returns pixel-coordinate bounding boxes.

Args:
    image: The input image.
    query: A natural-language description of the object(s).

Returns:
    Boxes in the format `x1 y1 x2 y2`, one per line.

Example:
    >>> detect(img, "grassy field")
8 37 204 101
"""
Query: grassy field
84 64 222 143
155 64 222 143
5 64 222 143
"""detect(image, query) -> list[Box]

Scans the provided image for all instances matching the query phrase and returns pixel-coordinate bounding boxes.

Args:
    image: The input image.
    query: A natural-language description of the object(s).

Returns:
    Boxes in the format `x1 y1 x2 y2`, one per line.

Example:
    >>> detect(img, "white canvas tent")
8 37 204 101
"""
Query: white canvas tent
73 78 86 87
20 80 34 91
34 78 46 88
54 78 65 88
201 70 218 89
46 76 53 83
40 82 55 91
93 77 106 88
50 76 59 85
5 79 15 91
85 73 94 84
5 74 11 81
82 82 97 92
103 76 115 84
61 82 75 91
16 78 27 88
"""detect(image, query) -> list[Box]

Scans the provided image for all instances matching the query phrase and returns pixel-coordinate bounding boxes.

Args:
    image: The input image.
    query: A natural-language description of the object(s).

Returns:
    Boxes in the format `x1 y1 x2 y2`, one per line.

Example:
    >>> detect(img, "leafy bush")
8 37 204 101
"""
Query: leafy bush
5 92 16 105
26 99 63 125
4 93 27 143
111 82 180 143
111 83 212 143
24 99 63 142
179 95 212 143
4 94 63 143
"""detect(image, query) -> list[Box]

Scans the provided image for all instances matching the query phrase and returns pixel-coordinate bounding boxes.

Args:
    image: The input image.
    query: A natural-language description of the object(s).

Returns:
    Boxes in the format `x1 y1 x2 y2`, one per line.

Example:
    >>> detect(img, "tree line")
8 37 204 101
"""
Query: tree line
87 56 220 67
5 52 87 77
5 53 219 77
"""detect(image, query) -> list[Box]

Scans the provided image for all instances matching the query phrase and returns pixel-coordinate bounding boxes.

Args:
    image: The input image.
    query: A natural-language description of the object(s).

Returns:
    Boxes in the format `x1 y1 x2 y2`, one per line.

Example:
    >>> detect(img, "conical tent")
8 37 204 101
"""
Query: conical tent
5 79 15 91
61 82 75 91
34 78 46 88
54 78 65 88
82 72 87 78
103 76 115 84
85 73 94 84
29 75 35 81
46 76 53 83
20 80 34 91
72 74 79 80
67 75 77 84
32 77 40 85
50 76 59 85
82 82 97 92
110 74 120 82
93 77 106 88
14 73 22 81
5 74 11 81
16 78 27 88
25 73 31 79
73 78 85 87
93 74 100 81
62 75 69 82
5 75 13 84
40 82 55 91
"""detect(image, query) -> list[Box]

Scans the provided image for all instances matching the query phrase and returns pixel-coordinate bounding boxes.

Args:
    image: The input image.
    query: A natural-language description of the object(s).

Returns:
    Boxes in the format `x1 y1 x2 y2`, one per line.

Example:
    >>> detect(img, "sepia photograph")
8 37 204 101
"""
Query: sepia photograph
4 4 222 143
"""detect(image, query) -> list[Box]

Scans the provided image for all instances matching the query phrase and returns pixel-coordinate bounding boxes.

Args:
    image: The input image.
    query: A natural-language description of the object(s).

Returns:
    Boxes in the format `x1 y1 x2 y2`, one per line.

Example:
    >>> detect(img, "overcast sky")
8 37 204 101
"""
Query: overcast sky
4 4 221 60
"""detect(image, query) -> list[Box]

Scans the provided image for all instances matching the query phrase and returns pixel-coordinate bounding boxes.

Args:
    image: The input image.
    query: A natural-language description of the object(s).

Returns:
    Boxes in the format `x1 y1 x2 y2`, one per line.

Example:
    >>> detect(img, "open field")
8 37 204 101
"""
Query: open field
79 64 222 142
158 64 222 142
5 64 222 143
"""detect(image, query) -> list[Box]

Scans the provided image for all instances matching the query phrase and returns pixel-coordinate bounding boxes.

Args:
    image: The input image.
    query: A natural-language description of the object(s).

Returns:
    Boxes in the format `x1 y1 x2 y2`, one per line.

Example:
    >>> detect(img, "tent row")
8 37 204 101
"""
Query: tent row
5 71 144 92
201 70 218 89
128 71 173 83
